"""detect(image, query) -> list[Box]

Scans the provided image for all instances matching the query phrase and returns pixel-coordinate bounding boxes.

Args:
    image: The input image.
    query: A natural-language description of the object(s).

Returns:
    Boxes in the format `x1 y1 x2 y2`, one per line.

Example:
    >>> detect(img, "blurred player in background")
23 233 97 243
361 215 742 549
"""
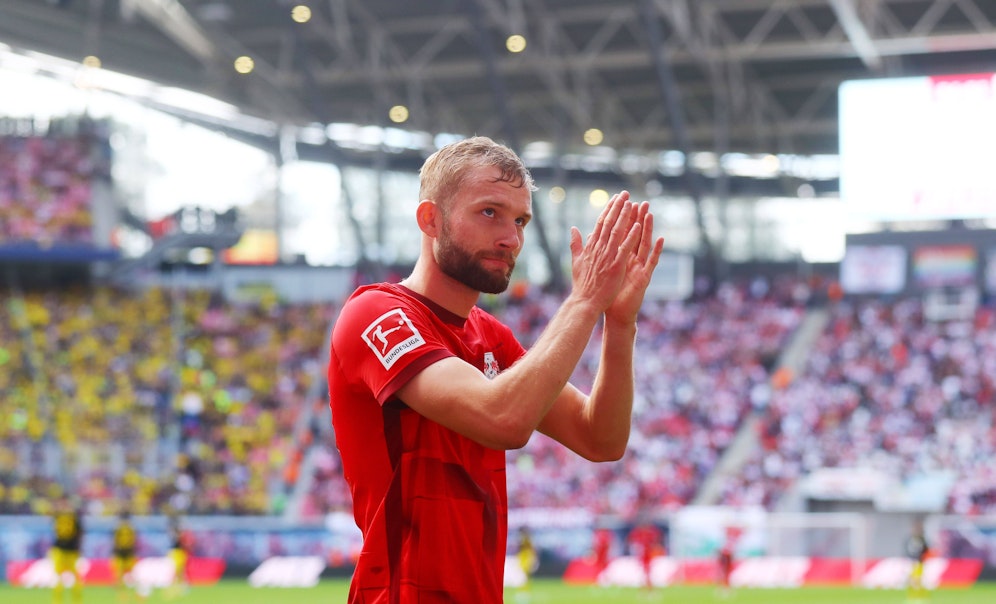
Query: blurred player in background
50 497 84 604
628 522 663 591
906 519 931 603
111 511 140 602
329 136 664 602
164 512 191 600
592 527 614 579
716 526 739 599
516 526 539 592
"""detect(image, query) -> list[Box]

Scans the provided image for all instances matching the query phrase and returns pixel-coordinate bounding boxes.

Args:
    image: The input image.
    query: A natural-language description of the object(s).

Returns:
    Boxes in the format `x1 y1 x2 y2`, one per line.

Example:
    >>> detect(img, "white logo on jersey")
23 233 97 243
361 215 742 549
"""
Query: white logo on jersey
361 308 426 370
483 352 499 379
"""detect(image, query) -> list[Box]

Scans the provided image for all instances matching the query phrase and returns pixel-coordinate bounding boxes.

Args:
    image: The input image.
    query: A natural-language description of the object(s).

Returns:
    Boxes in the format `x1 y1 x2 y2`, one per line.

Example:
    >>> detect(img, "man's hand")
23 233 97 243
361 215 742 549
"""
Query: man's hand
604 198 665 327
568 191 643 313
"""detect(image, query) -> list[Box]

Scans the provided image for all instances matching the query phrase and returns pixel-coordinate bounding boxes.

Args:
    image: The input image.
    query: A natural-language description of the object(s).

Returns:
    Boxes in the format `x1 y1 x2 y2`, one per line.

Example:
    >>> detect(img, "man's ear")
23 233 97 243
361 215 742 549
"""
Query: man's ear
415 199 439 237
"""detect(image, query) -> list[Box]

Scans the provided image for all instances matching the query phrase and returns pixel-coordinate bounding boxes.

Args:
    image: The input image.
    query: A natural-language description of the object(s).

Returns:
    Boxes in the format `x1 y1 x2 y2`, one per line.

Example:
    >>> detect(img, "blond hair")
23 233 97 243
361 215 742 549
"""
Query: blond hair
419 136 535 211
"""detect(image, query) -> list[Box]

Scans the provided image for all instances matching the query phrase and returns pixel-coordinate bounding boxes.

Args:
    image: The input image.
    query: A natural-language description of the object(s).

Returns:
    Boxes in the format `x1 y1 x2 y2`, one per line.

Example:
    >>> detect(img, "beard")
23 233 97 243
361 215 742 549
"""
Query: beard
436 222 515 295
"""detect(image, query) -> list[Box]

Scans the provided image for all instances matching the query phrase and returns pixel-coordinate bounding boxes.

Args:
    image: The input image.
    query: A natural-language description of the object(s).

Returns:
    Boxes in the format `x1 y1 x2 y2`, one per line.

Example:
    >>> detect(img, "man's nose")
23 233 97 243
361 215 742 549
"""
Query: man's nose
496 222 522 250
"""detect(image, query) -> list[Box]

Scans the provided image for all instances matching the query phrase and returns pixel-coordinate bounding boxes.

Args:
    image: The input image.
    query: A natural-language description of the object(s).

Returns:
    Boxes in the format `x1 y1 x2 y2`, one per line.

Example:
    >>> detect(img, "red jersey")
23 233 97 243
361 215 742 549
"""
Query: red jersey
593 529 613 572
629 524 662 564
718 544 734 584
329 283 526 603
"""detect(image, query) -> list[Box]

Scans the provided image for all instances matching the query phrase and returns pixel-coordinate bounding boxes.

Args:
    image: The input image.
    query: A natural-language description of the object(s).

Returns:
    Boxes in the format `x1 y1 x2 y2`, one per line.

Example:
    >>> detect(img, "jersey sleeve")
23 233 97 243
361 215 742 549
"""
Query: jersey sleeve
330 288 454 405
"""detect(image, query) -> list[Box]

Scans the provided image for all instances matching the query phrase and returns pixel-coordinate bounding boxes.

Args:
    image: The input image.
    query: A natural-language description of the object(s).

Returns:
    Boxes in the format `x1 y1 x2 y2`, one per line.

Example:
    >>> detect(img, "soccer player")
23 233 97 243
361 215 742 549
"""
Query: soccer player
111 511 139 601
49 498 84 604
716 528 737 599
906 520 930 603
328 136 664 602
627 522 662 591
164 513 191 600
592 528 614 579
516 526 538 590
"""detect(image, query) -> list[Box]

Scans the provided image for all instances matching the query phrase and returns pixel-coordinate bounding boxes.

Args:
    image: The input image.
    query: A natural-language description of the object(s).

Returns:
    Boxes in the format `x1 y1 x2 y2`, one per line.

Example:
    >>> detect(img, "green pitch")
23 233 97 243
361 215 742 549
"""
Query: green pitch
2 579 994 603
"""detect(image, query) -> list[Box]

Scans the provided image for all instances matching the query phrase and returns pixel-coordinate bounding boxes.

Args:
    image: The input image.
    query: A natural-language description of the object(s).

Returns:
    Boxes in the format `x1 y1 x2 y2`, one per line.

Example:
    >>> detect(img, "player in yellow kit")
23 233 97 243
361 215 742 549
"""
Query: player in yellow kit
163 512 191 599
49 498 84 604
111 511 141 601
906 520 931 604
517 526 539 591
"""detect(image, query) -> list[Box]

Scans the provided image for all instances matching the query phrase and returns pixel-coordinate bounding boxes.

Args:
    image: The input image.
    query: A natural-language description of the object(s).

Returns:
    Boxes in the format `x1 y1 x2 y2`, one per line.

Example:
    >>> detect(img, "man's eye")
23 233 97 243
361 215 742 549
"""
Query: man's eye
483 208 495 217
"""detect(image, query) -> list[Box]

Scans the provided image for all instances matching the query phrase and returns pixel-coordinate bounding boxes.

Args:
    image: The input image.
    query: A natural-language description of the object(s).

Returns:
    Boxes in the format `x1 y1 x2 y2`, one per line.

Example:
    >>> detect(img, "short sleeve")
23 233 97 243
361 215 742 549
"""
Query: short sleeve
330 288 453 405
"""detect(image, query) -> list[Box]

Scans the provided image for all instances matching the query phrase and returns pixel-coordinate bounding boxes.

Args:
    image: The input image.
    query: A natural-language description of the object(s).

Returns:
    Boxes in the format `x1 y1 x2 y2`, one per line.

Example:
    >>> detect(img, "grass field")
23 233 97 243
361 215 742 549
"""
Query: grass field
2 579 996 604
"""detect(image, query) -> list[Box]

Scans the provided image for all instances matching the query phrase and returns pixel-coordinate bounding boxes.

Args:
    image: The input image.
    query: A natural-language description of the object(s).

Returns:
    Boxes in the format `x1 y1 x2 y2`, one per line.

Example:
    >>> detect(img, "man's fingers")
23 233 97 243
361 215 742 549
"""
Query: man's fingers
618 220 643 260
600 194 630 246
589 191 630 245
604 200 639 253
627 203 665 273
647 236 665 271
633 203 654 262
589 193 617 244
569 226 583 259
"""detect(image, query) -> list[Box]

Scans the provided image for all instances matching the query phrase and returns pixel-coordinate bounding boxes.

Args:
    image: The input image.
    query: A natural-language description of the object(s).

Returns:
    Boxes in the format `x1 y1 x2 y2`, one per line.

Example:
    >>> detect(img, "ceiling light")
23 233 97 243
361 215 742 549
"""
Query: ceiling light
234 56 254 74
291 5 312 23
549 186 566 204
388 105 409 123
506 35 527 53
583 128 603 146
589 189 609 208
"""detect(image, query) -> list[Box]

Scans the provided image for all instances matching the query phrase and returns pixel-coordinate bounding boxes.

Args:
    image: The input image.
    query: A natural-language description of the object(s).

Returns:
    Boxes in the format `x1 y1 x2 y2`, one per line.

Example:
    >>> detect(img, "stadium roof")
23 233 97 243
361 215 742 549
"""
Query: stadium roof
2 0 996 162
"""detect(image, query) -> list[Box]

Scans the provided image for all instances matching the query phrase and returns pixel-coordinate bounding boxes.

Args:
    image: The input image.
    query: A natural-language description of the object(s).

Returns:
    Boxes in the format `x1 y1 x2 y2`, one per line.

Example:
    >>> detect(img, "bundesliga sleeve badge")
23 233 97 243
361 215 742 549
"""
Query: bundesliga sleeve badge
361 308 426 370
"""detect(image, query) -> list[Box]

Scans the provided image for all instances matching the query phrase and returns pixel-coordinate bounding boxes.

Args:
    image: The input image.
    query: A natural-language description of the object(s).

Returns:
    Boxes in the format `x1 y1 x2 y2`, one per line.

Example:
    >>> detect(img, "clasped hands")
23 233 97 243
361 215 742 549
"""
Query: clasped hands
569 191 666 326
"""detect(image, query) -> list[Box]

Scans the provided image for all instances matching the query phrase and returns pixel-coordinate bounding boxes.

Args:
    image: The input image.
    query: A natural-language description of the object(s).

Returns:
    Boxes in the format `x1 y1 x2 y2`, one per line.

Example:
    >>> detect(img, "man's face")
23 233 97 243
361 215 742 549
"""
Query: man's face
437 217 514 294
434 167 531 294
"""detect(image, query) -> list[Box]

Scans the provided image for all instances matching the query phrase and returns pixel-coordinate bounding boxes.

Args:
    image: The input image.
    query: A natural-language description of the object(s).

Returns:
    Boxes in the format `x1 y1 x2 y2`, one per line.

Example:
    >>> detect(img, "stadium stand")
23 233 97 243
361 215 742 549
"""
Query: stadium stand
718 295 996 515
3 267 810 522
0 125 107 247
0 284 335 518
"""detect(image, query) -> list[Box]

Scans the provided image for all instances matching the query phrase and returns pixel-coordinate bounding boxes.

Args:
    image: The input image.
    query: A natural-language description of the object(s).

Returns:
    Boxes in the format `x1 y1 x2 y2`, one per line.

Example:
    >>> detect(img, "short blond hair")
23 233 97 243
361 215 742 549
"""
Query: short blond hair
419 136 535 210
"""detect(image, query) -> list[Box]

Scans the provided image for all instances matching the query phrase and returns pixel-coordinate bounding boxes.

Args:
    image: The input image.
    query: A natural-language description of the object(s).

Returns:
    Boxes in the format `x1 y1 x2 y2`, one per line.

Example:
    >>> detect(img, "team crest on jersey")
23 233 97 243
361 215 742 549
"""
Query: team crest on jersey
483 352 499 379
361 308 426 370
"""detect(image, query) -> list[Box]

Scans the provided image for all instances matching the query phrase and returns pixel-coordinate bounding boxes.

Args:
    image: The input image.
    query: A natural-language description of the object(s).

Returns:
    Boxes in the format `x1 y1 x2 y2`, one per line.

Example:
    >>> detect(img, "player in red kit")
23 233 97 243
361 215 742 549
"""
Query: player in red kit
328 136 664 603
593 528 614 578
717 532 735 598
628 523 663 590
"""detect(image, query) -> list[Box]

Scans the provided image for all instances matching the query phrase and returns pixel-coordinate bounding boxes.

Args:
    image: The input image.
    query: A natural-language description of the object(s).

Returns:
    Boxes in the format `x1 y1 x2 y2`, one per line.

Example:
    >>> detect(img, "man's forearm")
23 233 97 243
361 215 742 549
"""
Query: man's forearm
583 319 638 459
493 294 603 421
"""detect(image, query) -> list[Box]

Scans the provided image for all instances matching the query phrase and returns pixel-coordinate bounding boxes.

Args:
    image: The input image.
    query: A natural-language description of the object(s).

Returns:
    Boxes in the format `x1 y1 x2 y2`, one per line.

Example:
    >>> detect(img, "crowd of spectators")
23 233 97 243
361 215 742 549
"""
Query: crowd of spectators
0 285 335 518
3 268 993 527
717 296 996 514
0 123 110 247
5 251 993 526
